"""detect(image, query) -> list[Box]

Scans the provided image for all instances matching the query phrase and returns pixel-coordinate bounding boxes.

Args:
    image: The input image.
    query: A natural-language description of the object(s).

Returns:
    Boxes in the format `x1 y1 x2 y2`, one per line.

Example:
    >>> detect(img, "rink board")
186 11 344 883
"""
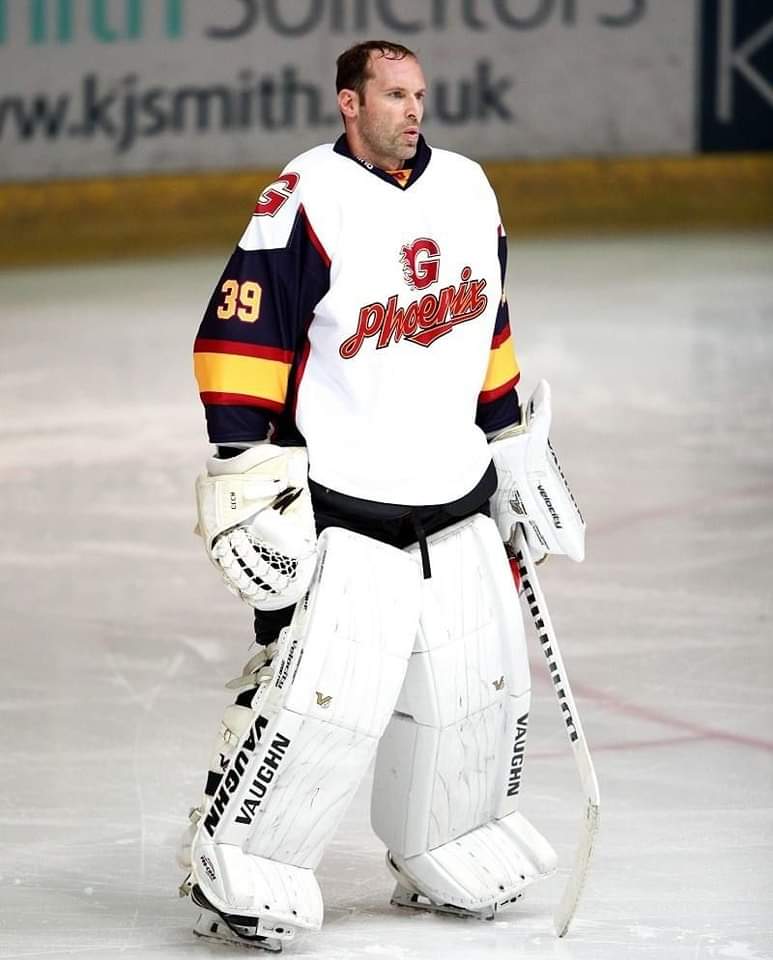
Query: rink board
2 152 773 267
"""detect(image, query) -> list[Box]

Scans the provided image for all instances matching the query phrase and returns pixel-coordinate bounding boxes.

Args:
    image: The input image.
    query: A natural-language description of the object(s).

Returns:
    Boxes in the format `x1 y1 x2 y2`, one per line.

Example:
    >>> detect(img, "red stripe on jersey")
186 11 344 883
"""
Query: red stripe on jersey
300 205 331 268
291 308 317 420
194 338 294 365
200 391 285 412
478 373 520 404
491 326 511 349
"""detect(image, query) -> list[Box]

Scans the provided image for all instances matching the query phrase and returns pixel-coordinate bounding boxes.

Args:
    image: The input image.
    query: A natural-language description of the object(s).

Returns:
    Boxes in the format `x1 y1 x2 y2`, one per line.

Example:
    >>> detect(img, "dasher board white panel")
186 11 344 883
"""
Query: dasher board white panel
0 1 696 181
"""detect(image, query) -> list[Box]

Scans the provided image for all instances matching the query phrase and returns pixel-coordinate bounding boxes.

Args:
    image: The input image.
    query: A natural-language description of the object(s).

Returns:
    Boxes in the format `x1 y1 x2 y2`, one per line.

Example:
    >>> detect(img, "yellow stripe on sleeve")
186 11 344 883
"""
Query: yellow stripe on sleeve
194 351 291 406
481 335 520 394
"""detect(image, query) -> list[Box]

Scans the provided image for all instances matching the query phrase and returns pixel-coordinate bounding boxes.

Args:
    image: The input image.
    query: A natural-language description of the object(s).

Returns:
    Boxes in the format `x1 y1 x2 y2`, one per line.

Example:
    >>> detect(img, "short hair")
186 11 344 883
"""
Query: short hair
336 40 417 100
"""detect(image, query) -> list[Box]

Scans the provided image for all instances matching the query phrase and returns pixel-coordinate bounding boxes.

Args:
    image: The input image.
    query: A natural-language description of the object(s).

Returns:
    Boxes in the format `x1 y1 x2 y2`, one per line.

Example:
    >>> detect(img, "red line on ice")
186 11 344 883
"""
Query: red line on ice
532 664 773 754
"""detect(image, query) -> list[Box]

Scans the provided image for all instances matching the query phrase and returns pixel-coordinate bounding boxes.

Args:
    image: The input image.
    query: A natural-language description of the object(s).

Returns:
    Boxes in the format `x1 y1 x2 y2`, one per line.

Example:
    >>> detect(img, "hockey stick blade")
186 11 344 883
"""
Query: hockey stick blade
513 531 600 938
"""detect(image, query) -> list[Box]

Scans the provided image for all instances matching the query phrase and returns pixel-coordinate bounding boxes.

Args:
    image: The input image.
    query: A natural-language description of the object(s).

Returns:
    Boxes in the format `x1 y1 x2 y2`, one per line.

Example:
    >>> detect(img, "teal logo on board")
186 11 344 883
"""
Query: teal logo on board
0 0 184 44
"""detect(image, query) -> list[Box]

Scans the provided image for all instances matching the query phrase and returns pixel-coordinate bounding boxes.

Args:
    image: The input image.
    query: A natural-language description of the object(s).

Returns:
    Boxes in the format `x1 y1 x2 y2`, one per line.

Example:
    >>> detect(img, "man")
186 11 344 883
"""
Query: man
184 40 584 952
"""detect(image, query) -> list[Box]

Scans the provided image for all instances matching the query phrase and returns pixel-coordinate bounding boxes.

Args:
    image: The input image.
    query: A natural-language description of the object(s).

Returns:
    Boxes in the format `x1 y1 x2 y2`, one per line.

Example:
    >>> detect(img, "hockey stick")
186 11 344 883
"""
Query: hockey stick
512 528 600 938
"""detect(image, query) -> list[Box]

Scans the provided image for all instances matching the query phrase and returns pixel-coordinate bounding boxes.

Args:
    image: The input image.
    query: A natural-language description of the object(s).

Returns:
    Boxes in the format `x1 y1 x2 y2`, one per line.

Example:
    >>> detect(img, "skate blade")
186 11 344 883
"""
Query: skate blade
390 885 522 922
193 909 283 953
190 884 295 952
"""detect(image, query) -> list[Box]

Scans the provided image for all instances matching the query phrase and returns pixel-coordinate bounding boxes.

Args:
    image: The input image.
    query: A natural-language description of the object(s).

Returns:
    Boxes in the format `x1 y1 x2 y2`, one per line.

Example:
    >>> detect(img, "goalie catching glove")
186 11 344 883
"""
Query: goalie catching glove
489 380 585 562
195 445 317 610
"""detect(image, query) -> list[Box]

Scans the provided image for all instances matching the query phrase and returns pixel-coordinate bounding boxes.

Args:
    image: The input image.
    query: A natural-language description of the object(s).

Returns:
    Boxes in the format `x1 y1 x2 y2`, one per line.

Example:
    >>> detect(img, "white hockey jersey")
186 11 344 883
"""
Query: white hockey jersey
194 135 520 505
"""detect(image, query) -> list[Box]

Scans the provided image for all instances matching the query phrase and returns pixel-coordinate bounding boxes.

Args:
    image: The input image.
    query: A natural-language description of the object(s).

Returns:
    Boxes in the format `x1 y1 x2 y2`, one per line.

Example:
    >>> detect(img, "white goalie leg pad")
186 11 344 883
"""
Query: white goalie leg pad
371 515 557 914
192 527 422 930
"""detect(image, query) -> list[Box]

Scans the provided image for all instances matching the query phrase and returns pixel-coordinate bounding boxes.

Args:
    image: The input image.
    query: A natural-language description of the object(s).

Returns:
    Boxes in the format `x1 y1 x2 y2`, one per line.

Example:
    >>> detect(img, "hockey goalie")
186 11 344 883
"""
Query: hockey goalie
179 374 585 953
179 39 586 953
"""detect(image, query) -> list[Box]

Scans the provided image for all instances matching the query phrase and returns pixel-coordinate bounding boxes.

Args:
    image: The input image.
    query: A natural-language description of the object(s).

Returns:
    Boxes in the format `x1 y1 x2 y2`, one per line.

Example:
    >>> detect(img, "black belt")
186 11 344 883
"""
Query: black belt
308 461 497 580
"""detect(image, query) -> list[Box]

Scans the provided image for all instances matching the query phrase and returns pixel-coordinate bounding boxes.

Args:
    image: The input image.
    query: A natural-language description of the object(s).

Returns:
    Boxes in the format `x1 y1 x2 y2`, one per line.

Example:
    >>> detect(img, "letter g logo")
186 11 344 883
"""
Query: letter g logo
400 238 440 290
254 173 300 217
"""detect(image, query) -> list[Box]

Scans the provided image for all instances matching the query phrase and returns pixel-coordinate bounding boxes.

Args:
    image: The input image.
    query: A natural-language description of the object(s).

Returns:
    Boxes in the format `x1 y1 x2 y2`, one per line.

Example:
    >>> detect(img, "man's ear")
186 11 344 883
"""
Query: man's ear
337 88 359 120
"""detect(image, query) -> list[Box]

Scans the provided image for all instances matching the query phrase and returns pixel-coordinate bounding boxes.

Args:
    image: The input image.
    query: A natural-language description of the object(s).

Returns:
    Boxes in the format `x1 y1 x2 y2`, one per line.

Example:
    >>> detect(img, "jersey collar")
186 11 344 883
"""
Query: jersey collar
333 133 431 189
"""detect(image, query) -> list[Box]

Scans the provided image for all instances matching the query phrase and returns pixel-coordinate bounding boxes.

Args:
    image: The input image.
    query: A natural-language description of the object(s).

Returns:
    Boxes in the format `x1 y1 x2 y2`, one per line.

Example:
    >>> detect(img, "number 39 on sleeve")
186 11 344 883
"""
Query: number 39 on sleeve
216 279 262 323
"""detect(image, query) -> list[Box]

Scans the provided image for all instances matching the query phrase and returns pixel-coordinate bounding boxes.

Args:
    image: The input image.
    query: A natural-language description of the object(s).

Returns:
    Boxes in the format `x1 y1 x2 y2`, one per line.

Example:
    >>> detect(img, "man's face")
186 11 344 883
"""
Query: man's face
341 53 427 169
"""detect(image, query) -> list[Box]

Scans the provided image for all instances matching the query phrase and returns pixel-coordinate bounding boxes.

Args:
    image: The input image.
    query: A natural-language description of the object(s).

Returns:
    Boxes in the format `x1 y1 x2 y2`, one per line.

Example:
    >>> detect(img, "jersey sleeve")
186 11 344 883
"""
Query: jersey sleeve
476 225 521 435
193 170 331 445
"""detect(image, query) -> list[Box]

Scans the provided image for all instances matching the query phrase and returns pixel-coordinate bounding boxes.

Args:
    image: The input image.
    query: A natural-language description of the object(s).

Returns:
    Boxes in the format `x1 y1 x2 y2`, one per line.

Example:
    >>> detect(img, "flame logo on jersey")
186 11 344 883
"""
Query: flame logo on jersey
400 238 440 290
340 263 488 358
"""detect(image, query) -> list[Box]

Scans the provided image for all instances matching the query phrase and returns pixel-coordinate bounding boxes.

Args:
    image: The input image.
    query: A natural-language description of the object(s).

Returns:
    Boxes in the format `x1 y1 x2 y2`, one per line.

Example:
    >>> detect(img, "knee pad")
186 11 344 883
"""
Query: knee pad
371 515 556 913
192 527 422 931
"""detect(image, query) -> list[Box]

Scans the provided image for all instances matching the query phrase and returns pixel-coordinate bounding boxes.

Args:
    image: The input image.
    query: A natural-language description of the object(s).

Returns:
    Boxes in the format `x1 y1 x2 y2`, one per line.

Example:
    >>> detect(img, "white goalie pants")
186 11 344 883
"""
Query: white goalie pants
190 515 555 932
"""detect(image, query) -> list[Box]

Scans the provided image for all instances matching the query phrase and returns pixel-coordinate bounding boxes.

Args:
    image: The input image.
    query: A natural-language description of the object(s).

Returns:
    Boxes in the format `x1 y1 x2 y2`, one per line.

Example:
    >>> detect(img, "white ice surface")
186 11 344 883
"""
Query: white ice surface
0 232 771 959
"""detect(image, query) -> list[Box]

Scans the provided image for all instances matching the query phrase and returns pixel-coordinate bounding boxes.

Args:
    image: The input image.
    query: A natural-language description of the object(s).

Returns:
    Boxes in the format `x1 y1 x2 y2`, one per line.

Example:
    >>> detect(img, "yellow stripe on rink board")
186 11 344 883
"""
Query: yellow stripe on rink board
487 152 773 235
1 153 772 266
0 167 279 268
482 336 519 394
194 351 290 405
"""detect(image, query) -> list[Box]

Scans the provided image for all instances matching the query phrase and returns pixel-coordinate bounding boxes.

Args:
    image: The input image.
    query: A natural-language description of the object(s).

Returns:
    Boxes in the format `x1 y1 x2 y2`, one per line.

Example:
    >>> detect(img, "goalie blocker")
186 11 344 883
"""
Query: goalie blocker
489 380 585 563
188 516 555 946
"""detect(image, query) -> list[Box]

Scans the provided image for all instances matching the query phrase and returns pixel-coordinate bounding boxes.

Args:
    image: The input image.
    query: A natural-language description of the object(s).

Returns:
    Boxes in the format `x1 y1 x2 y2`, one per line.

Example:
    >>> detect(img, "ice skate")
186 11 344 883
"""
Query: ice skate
191 883 295 952
386 852 521 921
